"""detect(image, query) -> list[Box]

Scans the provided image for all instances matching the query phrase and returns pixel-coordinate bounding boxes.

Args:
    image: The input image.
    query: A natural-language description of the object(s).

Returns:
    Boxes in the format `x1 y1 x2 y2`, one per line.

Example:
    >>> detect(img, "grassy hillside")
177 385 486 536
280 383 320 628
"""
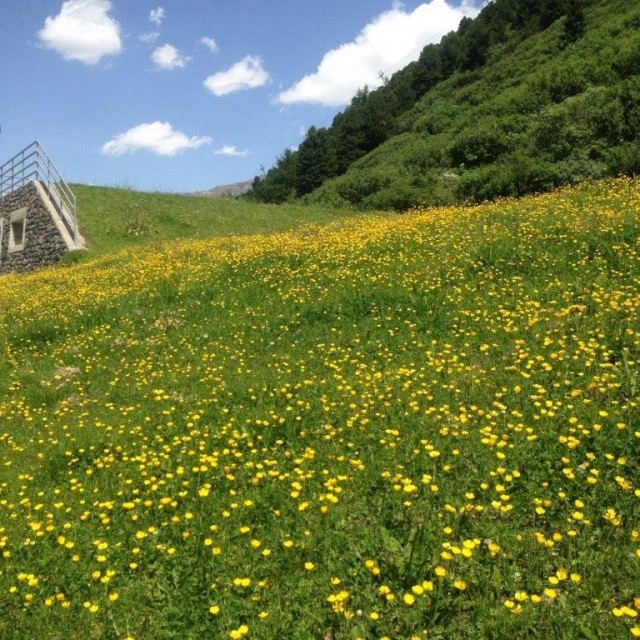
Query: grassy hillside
0 177 638 639
72 184 366 256
308 0 639 209
253 0 640 210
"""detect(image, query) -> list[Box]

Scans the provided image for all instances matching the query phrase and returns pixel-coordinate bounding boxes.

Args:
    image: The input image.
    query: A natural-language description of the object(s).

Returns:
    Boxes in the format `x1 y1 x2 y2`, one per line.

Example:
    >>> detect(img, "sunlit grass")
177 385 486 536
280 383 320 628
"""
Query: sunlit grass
0 178 638 639
72 184 369 256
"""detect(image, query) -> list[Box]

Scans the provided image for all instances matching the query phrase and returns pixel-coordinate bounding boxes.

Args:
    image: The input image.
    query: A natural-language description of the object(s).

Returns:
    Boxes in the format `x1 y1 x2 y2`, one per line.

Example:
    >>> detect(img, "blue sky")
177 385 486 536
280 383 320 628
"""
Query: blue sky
0 0 480 193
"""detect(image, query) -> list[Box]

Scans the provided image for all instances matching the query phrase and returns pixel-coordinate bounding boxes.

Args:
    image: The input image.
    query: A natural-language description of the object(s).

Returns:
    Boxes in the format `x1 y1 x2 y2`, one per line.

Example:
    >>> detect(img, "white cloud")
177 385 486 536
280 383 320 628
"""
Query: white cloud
139 31 159 43
37 0 122 65
201 36 219 53
151 44 192 70
214 145 249 158
101 122 212 157
203 55 270 97
149 7 165 26
277 0 479 106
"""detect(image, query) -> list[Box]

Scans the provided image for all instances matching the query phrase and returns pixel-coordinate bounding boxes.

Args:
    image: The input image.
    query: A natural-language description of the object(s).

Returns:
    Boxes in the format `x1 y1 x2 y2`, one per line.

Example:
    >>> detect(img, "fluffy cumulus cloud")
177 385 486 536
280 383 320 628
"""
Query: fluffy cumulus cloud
201 36 219 53
203 55 270 97
101 122 212 157
214 145 249 157
277 0 479 106
151 44 192 70
149 7 165 26
37 0 122 65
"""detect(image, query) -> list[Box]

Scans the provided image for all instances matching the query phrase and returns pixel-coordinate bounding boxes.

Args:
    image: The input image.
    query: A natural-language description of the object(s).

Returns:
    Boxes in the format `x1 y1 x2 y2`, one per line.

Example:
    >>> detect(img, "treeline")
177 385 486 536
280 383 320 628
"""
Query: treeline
248 0 592 204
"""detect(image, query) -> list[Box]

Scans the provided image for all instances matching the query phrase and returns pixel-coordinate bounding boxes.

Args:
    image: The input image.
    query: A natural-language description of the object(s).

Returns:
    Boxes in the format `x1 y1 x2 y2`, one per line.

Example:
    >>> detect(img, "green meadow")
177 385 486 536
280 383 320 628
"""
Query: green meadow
0 178 638 639
71 184 367 256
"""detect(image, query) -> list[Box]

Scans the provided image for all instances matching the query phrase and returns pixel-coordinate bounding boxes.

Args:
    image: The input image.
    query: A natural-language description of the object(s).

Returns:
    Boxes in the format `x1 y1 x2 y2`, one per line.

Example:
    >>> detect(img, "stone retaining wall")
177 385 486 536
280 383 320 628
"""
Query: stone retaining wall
0 182 73 274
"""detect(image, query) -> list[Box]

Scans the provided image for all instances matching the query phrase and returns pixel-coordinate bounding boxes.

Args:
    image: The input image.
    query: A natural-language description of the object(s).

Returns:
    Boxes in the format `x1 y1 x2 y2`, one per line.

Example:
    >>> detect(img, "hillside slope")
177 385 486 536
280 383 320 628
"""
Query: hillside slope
308 0 639 209
251 0 639 210
71 183 372 256
0 177 638 639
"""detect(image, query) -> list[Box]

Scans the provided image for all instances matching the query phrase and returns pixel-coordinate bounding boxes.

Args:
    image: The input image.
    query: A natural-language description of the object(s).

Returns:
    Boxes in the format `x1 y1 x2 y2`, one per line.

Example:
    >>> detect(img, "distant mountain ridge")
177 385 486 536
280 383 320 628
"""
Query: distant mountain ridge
192 180 253 198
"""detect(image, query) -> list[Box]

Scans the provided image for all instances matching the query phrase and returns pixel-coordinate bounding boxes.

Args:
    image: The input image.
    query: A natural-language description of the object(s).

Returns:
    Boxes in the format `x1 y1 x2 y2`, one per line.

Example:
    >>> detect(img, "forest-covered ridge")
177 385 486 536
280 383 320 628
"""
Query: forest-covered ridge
248 0 640 210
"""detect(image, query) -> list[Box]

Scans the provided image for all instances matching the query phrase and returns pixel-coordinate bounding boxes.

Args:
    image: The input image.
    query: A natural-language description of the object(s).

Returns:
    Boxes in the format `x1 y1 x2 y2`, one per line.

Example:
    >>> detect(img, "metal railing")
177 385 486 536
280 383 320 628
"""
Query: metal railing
0 141 78 244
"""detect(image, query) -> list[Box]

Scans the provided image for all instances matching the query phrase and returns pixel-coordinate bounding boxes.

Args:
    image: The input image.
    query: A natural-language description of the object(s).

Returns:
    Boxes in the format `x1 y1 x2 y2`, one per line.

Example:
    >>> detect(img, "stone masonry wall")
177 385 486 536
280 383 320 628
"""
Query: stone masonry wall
0 182 70 274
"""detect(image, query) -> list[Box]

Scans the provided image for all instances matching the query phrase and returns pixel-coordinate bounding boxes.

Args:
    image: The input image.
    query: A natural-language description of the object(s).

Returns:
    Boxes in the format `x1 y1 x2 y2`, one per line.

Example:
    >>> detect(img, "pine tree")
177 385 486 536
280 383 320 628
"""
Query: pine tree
249 148 298 203
540 0 567 29
295 128 336 197
563 0 586 45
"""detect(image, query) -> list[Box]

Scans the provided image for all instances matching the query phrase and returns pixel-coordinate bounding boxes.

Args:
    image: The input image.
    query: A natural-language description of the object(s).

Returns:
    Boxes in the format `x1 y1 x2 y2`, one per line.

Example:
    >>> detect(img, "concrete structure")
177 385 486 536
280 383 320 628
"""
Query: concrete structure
0 141 85 274
0 181 84 273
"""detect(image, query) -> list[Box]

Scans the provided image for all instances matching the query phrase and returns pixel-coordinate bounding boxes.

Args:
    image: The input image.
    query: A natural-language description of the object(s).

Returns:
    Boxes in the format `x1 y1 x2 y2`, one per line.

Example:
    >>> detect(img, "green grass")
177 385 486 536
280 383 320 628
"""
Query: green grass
0 178 638 639
73 184 367 256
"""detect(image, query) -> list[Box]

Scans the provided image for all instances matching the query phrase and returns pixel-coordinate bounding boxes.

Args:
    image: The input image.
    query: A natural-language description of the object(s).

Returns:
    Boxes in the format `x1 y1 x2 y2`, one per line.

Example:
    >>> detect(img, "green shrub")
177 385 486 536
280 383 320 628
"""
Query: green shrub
456 163 515 202
457 153 557 202
554 151 607 184
531 103 592 161
449 118 515 167
363 181 422 211
336 172 392 205
606 143 640 176
401 136 448 172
